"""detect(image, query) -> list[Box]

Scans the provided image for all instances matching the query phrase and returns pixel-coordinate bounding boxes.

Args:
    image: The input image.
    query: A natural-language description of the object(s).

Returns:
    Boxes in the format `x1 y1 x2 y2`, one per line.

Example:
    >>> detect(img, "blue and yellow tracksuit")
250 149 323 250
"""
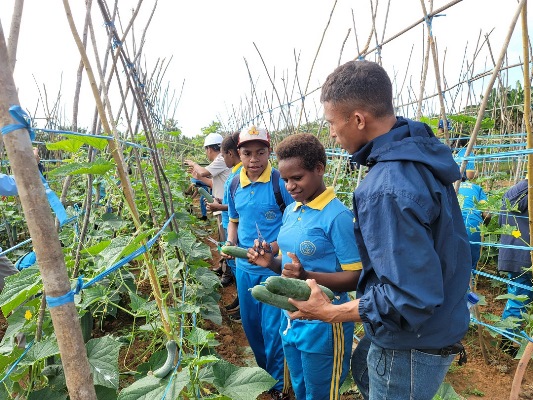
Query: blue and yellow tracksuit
228 162 294 392
458 181 487 269
277 187 361 400
222 162 242 275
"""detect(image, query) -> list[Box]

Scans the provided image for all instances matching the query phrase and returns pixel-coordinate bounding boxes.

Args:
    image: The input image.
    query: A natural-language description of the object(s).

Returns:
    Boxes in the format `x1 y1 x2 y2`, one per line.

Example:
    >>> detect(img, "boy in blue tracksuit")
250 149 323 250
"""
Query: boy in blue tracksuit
289 61 471 400
458 180 489 269
224 126 293 400
250 133 362 400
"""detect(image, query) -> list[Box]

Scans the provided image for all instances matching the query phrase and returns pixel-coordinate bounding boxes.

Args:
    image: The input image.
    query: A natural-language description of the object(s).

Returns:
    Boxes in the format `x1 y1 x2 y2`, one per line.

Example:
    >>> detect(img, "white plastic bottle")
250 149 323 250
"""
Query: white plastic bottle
467 292 479 318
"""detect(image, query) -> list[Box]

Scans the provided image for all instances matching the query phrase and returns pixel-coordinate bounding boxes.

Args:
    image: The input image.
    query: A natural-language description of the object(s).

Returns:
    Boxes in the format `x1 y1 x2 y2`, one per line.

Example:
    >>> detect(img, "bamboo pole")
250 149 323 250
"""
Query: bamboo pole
0 22 96 400
453 0 526 193
510 2 532 398
7 0 24 73
61 0 172 335
419 0 449 145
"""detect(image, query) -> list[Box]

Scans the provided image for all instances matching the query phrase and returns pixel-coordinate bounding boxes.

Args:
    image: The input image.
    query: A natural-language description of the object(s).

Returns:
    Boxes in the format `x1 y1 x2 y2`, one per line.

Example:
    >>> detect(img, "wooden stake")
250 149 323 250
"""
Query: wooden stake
0 21 96 400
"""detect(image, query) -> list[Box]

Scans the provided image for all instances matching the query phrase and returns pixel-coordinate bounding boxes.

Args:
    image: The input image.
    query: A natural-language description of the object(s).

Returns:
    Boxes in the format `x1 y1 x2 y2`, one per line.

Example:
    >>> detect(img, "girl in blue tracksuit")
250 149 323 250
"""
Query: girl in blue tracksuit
224 126 294 399
250 133 362 400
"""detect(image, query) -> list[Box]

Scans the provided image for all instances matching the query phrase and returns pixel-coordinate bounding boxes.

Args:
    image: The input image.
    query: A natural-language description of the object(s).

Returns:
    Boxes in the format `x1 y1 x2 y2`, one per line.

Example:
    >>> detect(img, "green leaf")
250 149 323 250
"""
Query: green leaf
191 355 219 367
0 267 42 315
117 370 190 400
81 240 111 256
64 134 108 151
46 139 84 153
86 336 122 389
129 292 148 313
495 293 529 302
19 337 60 366
49 158 115 177
432 382 463 399
194 268 220 290
100 213 127 230
100 236 131 266
186 327 215 346
95 385 118 400
27 387 68 400
212 360 276 400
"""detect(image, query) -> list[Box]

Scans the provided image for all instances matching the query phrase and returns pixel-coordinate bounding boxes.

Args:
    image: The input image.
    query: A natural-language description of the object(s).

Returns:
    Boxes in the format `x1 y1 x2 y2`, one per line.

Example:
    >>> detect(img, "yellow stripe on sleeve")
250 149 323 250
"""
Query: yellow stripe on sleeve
341 261 363 271
229 218 239 223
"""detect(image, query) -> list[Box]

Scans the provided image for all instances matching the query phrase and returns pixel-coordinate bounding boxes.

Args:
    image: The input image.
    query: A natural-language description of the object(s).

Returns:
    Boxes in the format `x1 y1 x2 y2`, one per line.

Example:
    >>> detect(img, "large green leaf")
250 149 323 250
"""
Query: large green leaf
49 158 115 177
0 267 42 315
19 337 60 366
46 139 84 153
64 134 109 151
117 370 190 400
86 336 122 389
212 360 276 400
95 385 118 400
99 236 131 267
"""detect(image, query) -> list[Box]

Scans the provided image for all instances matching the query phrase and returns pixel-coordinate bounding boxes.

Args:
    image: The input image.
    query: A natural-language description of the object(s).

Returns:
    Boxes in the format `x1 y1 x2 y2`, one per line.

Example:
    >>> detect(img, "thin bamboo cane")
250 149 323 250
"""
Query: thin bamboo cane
510 3 532 398
7 0 24 73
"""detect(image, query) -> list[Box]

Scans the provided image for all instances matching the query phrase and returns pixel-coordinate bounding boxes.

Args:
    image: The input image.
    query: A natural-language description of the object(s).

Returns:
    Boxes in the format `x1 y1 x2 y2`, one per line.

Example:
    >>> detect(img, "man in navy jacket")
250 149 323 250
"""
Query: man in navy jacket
289 60 471 400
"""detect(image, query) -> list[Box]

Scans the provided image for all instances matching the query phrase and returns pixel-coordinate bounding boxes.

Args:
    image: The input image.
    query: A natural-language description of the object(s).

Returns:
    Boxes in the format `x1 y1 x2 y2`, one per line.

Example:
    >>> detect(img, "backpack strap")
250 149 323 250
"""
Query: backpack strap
271 169 286 213
230 169 286 213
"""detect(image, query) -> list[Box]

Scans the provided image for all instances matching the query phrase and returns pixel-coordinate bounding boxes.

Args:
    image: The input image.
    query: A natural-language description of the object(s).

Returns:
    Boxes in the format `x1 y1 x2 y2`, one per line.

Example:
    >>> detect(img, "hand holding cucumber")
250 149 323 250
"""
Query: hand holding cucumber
288 279 335 322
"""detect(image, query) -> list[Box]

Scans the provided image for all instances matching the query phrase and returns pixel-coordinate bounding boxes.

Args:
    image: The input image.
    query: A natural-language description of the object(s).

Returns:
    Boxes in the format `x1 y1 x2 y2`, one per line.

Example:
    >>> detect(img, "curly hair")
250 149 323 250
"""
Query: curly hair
320 60 394 118
221 131 240 154
275 133 327 171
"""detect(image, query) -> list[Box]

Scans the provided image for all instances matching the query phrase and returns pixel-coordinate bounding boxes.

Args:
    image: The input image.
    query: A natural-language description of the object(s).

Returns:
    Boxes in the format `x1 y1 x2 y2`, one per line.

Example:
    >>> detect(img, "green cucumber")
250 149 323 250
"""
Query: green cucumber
251 285 298 312
264 276 335 301
221 245 249 259
153 340 177 378
197 187 214 203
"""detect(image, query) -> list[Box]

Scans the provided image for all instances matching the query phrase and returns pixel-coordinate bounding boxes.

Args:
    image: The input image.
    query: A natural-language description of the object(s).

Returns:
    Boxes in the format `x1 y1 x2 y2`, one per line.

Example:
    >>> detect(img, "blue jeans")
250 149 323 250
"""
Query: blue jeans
351 336 455 400
502 271 532 321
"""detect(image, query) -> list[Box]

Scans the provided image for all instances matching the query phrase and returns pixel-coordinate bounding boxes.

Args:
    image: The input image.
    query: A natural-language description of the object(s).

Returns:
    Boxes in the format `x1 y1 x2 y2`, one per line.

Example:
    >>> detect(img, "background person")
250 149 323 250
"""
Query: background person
497 179 532 355
185 132 230 232
249 133 362 400
288 60 471 400
458 178 490 271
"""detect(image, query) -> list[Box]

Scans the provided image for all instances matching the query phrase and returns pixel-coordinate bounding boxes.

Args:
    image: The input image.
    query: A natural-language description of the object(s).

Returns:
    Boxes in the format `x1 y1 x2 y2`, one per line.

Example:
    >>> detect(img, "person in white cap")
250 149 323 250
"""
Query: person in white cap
185 132 230 234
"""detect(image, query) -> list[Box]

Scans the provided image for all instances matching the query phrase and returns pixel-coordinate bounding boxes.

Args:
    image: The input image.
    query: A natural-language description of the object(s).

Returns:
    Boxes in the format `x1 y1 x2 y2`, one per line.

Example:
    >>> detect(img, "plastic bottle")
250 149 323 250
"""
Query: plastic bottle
467 292 479 318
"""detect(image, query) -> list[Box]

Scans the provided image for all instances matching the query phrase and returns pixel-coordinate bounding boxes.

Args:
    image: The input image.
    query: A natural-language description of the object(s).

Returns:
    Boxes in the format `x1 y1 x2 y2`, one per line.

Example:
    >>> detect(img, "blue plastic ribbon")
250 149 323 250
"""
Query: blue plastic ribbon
40 173 68 226
46 276 84 308
1 105 35 140
0 340 35 384
472 269 533 292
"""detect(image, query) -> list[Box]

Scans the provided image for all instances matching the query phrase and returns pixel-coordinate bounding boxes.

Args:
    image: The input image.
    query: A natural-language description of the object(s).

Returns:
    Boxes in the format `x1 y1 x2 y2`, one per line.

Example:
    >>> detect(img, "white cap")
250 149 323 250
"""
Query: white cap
203 133 223 147
238 125 270 148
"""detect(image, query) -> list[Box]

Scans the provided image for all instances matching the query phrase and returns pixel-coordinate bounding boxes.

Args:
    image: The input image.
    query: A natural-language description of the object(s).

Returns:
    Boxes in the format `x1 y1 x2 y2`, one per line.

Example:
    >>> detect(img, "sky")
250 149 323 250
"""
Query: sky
0 0 530 137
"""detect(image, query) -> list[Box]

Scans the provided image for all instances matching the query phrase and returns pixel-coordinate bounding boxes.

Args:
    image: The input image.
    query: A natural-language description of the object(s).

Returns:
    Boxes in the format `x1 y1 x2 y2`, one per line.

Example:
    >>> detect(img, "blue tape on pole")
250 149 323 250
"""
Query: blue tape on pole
1 106 35 140
40 173 68 226
46 276 84 308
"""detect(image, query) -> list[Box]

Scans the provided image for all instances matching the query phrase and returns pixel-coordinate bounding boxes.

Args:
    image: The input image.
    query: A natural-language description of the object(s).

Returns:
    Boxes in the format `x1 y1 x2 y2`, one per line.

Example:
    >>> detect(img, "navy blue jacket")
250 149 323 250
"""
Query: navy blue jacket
498 179 531 273
352 117 471 350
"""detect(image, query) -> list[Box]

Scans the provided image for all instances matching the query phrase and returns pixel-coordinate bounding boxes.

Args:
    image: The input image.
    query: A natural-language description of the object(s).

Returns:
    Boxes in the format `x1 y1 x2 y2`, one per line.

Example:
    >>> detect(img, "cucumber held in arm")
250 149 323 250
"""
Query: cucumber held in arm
251 285 298 312
197 187 214 203
221 245 249 259
264 276 335 301
153 340 177 378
